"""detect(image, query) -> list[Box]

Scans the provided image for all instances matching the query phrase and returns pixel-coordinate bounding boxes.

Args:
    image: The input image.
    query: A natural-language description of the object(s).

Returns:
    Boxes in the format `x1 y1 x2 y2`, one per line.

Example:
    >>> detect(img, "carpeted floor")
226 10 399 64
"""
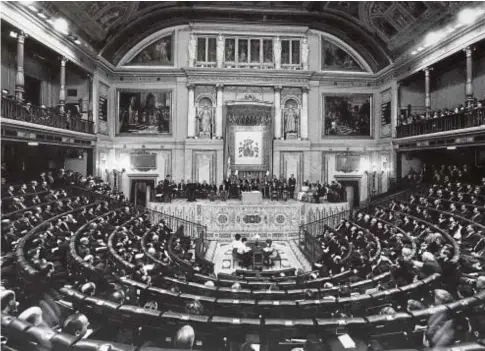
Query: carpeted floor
211 240 310 275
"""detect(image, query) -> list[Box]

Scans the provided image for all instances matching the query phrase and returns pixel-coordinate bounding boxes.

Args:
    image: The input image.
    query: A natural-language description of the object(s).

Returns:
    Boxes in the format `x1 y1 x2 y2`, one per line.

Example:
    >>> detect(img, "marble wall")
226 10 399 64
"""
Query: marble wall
92 23 395 204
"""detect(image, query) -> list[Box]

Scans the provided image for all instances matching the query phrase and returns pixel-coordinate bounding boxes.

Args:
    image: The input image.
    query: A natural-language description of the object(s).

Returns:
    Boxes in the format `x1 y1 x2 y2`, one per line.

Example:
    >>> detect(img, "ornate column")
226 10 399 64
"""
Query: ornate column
274 85 282 139
424 67 431 118
464 46 474 106
216 34 224 68
187 83 196 138
59 57 68 113
273 36 281 70
15 31 26 101
391 80 400 138
300 87 309 139
215 84 223 138
91 73 99 134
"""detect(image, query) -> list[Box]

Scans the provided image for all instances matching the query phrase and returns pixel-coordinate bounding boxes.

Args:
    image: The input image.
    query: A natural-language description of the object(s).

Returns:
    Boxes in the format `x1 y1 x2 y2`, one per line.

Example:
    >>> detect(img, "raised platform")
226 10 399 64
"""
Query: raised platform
147 199 348 241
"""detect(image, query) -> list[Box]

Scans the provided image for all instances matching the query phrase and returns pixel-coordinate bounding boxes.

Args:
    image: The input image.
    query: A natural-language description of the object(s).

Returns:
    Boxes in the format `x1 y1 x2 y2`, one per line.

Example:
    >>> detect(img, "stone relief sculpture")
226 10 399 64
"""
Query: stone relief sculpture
188 33 196 67
273 36 281 68
198 108 212 134
284 108 298 133
301 37 309 70
216 34 225 67
196 97 214 138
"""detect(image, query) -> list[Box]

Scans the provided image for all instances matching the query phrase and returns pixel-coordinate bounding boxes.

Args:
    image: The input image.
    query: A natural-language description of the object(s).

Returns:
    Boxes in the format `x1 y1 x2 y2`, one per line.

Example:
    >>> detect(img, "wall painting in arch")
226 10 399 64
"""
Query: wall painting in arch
321 37 364 72
323 94 372 137
125 33 173 66
117 89 172 135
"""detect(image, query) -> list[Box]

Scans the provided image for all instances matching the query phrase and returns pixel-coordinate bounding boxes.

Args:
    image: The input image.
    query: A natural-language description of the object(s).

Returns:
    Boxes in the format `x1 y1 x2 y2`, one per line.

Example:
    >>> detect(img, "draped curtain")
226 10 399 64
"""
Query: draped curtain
223 104 273 178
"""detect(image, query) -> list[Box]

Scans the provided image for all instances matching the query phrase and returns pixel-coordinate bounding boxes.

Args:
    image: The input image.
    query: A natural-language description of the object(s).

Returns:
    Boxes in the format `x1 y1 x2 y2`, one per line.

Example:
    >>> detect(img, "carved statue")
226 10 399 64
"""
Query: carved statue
301 37 309 70
198 107 212 134
284 107 298 133
274 36 281 68
216 34 224 68
188 33 196 67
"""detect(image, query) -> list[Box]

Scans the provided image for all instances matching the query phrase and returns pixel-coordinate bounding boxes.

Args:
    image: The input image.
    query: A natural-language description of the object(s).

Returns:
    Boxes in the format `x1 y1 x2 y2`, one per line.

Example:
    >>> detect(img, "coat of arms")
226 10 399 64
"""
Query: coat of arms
238 138 259 158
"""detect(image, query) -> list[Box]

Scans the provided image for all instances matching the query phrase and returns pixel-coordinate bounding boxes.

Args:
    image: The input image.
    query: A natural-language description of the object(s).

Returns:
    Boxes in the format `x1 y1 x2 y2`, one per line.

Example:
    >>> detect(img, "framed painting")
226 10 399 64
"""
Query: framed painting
323 94 372 137
117 89 172 135
126 33 174 66
321 37 364 71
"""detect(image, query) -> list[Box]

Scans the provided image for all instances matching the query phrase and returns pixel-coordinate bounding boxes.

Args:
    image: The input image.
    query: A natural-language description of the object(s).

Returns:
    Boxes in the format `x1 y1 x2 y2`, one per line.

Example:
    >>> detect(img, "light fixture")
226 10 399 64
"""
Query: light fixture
74 39 81 45
411 50 418 55
27 5 38 12
417 46 425 52
37 12 47 19
53 18 69 35
458 8 479 25
446 146 457 150
9 31 18 38
27 142 39 146
46 18 54 25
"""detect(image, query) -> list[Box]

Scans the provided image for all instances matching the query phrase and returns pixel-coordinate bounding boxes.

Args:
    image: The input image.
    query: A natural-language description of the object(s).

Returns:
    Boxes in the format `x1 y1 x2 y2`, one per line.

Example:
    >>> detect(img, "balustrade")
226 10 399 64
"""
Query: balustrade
1 96 94 134
396 106 485 138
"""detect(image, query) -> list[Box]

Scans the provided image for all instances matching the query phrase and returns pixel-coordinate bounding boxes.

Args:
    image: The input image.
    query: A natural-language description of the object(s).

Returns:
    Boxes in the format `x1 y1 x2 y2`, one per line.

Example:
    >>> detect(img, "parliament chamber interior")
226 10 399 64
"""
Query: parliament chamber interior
2 1 485 351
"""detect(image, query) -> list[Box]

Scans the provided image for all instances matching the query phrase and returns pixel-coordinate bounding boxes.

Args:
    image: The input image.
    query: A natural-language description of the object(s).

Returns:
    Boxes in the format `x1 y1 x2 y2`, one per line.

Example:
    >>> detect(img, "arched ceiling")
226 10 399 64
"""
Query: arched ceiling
40 1 471 71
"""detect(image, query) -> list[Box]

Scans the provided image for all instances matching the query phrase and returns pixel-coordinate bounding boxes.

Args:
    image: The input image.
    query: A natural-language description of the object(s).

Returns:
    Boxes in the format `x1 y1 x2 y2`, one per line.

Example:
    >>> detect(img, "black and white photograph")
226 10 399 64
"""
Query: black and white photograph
2 1 485 351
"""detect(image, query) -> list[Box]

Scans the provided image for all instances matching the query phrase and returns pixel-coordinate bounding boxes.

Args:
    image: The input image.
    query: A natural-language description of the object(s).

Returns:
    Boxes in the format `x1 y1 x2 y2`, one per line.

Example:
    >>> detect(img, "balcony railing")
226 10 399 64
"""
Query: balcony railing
1 96 94 134
396 106 485 138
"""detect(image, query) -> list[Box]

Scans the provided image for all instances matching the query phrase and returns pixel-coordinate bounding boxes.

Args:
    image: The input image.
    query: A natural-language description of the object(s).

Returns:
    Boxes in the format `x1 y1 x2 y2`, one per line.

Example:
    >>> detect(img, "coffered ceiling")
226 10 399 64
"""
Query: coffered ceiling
35 1 473 70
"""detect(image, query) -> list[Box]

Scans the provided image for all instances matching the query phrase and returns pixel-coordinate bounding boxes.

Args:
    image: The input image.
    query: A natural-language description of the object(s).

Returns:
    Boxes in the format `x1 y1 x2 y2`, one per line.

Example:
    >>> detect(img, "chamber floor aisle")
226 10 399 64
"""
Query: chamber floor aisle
211 240 310 275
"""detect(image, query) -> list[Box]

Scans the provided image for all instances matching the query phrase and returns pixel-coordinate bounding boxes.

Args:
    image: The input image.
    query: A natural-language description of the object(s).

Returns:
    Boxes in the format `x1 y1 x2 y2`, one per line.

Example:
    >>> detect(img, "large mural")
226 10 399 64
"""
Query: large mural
118 90 172 135
323 94 372 137
321 37 364 71
126 34 173 65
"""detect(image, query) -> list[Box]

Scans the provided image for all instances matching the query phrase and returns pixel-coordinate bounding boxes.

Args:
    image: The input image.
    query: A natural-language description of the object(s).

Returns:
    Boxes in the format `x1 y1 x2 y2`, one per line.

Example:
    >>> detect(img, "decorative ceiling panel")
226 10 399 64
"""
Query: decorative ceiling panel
31 1 474 67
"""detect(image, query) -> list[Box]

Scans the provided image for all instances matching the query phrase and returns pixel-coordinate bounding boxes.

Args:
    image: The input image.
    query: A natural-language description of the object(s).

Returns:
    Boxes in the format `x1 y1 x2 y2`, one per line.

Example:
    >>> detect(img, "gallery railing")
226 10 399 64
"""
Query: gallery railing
1 96 94 134
143 206 207 242
298 208 350 264
396 106 485 138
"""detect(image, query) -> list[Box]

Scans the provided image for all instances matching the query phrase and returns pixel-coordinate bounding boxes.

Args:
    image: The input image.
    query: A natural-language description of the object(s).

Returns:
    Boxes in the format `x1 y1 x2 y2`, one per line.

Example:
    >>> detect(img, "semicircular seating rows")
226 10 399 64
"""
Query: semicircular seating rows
2 167 485 351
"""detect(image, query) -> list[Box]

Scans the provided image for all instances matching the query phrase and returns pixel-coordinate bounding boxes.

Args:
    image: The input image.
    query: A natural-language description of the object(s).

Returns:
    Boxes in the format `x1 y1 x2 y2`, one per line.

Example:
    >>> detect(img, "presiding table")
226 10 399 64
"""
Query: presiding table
242 191 263 205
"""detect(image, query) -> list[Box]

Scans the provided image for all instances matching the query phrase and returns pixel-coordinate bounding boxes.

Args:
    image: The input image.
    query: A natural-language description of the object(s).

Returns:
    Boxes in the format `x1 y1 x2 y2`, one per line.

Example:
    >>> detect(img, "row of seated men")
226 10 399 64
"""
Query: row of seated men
155 175 298 202
398 95 484 126
154 176 345 203
402 164 485 188
3 165 485 349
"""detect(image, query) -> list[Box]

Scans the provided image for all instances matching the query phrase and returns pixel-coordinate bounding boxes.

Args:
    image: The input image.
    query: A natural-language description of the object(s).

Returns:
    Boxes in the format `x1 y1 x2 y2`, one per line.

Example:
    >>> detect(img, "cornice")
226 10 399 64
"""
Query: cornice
3 2 485 90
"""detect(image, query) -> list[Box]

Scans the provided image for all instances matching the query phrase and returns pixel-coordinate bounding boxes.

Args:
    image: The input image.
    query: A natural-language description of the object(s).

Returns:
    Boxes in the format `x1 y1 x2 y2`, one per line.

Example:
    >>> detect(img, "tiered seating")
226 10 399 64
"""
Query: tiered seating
2 165 485 350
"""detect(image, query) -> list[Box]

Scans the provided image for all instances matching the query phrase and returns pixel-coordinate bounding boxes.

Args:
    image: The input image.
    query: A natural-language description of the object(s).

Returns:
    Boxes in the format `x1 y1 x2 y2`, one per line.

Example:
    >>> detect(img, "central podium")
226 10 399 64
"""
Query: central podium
148 199 348 241
242 191 263 205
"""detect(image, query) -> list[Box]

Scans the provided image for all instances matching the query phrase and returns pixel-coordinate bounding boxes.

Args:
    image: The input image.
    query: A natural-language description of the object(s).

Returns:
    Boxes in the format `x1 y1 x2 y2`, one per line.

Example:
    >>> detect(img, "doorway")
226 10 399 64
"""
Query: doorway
336 179 360 209
130 179 155 207
24 75 42 106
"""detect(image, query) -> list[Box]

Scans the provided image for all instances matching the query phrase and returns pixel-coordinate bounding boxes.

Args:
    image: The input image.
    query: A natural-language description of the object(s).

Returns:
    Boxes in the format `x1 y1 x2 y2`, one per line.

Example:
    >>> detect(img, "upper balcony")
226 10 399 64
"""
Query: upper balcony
1 95 94 135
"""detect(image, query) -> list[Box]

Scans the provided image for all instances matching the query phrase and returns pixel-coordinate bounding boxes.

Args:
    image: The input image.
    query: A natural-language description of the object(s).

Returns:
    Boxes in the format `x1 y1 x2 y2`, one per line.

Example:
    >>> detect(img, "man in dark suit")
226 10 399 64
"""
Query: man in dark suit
186 180 196 202
155 181 164 202
178 180 187 198
471 208 483 225
163 175 172 203
219 181 228 201
288 174 296 200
